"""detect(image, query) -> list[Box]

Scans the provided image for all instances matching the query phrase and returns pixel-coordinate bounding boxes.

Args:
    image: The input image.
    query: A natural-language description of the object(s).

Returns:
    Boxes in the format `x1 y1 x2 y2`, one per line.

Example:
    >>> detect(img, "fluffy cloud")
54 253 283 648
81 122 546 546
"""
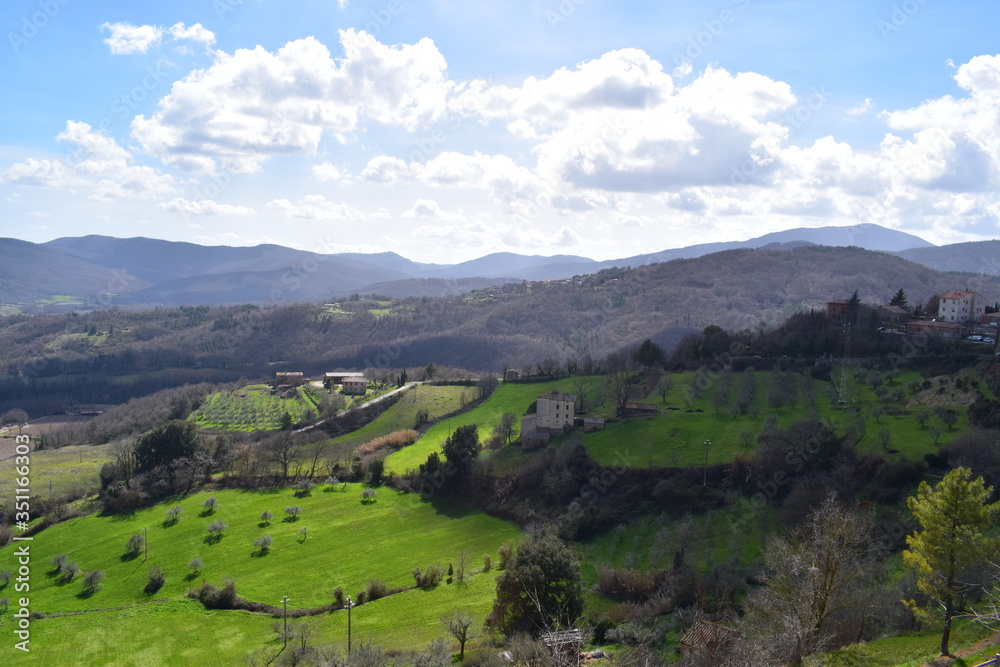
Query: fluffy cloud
100 21 216 55
132 31 451 173
159 198 256 216
266 194 369 221
1 121 174 200
101 22 164 55
312 162 349 183
361 156 410 184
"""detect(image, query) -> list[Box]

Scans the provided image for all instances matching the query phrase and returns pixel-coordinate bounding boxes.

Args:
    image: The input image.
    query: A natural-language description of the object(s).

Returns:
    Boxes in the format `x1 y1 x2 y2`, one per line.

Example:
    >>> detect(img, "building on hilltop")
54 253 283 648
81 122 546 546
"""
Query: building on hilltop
826 298 850 318
536 392 576 430
520 392 577 451
342 377 368 395
937 290 987 323
275 372 305 387
325 370 366 384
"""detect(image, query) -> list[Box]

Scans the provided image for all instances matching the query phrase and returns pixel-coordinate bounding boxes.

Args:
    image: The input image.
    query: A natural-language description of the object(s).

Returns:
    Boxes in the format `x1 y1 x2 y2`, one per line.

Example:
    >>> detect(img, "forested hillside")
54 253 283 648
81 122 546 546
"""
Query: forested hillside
2 245 999 415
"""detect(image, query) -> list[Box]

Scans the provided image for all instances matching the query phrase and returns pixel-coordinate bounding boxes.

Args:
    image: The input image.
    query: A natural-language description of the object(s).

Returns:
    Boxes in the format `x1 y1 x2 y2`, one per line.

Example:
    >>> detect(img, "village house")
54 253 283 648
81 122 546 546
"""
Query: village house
324 370 366 384
536 392 576 430
521 392 577 450
982 312 1000 327
342 376 368 395
826 298 850 318
937 289 987 323
274 371 305 387
877 304 909 324
906 320 966 339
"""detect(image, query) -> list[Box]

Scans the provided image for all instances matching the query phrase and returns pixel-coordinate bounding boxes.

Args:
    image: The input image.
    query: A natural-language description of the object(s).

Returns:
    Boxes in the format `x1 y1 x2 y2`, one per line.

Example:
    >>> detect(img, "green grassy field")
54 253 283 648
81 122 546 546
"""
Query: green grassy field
384 377 607 474
568 367 973 468
0 485 520 663
325 384 470 453
805 618 995 666
0 443 112 501
188 384 316 431
10 569 503 665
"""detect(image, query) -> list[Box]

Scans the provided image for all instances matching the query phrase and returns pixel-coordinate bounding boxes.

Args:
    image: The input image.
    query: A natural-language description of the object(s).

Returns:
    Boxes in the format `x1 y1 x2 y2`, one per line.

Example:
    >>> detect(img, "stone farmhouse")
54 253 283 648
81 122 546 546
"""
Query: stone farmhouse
342 377 368 395
521 392 577 450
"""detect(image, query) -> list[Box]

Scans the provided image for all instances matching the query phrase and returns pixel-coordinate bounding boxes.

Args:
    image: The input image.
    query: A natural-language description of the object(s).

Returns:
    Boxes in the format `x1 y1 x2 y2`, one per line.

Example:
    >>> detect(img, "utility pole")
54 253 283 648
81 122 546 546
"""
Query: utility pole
280 595 290 648
143 526 148 561
345 595 355 654
703 439 711 486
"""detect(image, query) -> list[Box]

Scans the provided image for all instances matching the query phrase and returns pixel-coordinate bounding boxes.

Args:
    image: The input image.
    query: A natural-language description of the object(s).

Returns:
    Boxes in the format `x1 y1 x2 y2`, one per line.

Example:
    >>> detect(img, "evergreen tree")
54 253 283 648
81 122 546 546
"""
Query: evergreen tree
633 338 665 368
889 288 909 310
441 424 481 476
903 467 1000 656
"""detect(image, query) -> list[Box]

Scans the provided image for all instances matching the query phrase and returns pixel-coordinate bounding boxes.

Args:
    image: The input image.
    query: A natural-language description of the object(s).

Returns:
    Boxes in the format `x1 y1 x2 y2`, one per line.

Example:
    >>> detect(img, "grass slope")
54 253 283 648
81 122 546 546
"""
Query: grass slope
385 377 607 474
326 384 469 452
570 367 973 468
188 384 315 431
0 486 519 663
0 443 112 500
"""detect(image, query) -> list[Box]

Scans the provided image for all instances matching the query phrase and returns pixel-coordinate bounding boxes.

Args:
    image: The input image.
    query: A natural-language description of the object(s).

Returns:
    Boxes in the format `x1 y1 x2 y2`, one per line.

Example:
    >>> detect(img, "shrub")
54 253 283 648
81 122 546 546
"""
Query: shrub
366 579 388 601
260 510 273 526
188 558 203 576
483 554 493 572
294 479 315 497
332 587 345 607
498 541 515 570
0 569 11 587
197 578 238 609
361 488 378 504
355 430 419 457
202 497 218 514
145 565 165 593
82 570 104 594
284 506 302 521
413 564 444 588
165 506 183 523
51 553 68 571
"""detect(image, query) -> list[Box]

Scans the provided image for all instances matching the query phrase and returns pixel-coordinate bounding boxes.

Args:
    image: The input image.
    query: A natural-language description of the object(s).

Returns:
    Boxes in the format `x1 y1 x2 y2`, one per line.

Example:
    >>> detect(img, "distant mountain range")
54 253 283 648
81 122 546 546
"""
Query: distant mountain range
2 223 996 310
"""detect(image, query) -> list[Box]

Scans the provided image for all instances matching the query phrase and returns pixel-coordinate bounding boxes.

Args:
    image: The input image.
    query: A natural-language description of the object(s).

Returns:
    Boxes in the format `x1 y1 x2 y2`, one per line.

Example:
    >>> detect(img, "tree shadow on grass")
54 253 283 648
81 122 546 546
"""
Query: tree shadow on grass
119 551 140 563
204 534 223 545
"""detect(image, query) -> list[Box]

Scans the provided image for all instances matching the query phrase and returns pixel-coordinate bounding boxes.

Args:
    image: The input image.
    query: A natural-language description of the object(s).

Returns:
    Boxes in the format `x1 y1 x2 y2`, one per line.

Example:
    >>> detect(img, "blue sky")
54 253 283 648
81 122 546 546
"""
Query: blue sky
2 0 999 262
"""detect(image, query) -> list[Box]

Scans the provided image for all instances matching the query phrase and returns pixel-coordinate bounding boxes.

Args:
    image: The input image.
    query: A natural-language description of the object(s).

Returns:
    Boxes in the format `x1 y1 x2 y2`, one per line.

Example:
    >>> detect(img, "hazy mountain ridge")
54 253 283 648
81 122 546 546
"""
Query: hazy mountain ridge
893 240 1000 275
0 223 965 310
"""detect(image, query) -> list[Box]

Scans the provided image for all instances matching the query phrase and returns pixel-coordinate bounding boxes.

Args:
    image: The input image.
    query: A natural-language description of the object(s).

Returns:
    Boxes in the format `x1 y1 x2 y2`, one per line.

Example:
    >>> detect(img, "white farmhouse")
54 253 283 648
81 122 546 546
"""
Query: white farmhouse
536 392 576 430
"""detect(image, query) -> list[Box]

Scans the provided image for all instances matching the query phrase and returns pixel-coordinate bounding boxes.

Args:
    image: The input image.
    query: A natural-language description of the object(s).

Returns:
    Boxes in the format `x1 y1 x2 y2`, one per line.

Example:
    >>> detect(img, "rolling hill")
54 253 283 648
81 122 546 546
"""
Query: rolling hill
0 224 945 309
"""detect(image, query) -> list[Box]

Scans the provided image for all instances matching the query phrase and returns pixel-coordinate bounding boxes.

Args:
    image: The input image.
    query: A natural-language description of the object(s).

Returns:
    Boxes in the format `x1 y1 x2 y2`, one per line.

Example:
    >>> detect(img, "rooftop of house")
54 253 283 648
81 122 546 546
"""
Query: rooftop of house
940 290 978 299
538 392 577 402
680 620 740 649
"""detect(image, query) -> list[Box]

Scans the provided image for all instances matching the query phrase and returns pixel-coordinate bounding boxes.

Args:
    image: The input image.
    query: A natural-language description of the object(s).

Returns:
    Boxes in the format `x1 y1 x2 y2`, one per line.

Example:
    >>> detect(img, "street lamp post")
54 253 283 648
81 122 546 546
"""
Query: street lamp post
345 594 355 654
703 439 711 486
280 595 290 648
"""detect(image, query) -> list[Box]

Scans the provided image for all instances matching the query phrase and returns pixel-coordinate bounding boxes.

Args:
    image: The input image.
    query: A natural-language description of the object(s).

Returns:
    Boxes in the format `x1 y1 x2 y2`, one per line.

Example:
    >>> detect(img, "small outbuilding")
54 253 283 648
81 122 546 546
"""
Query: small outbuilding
541 629 583 667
